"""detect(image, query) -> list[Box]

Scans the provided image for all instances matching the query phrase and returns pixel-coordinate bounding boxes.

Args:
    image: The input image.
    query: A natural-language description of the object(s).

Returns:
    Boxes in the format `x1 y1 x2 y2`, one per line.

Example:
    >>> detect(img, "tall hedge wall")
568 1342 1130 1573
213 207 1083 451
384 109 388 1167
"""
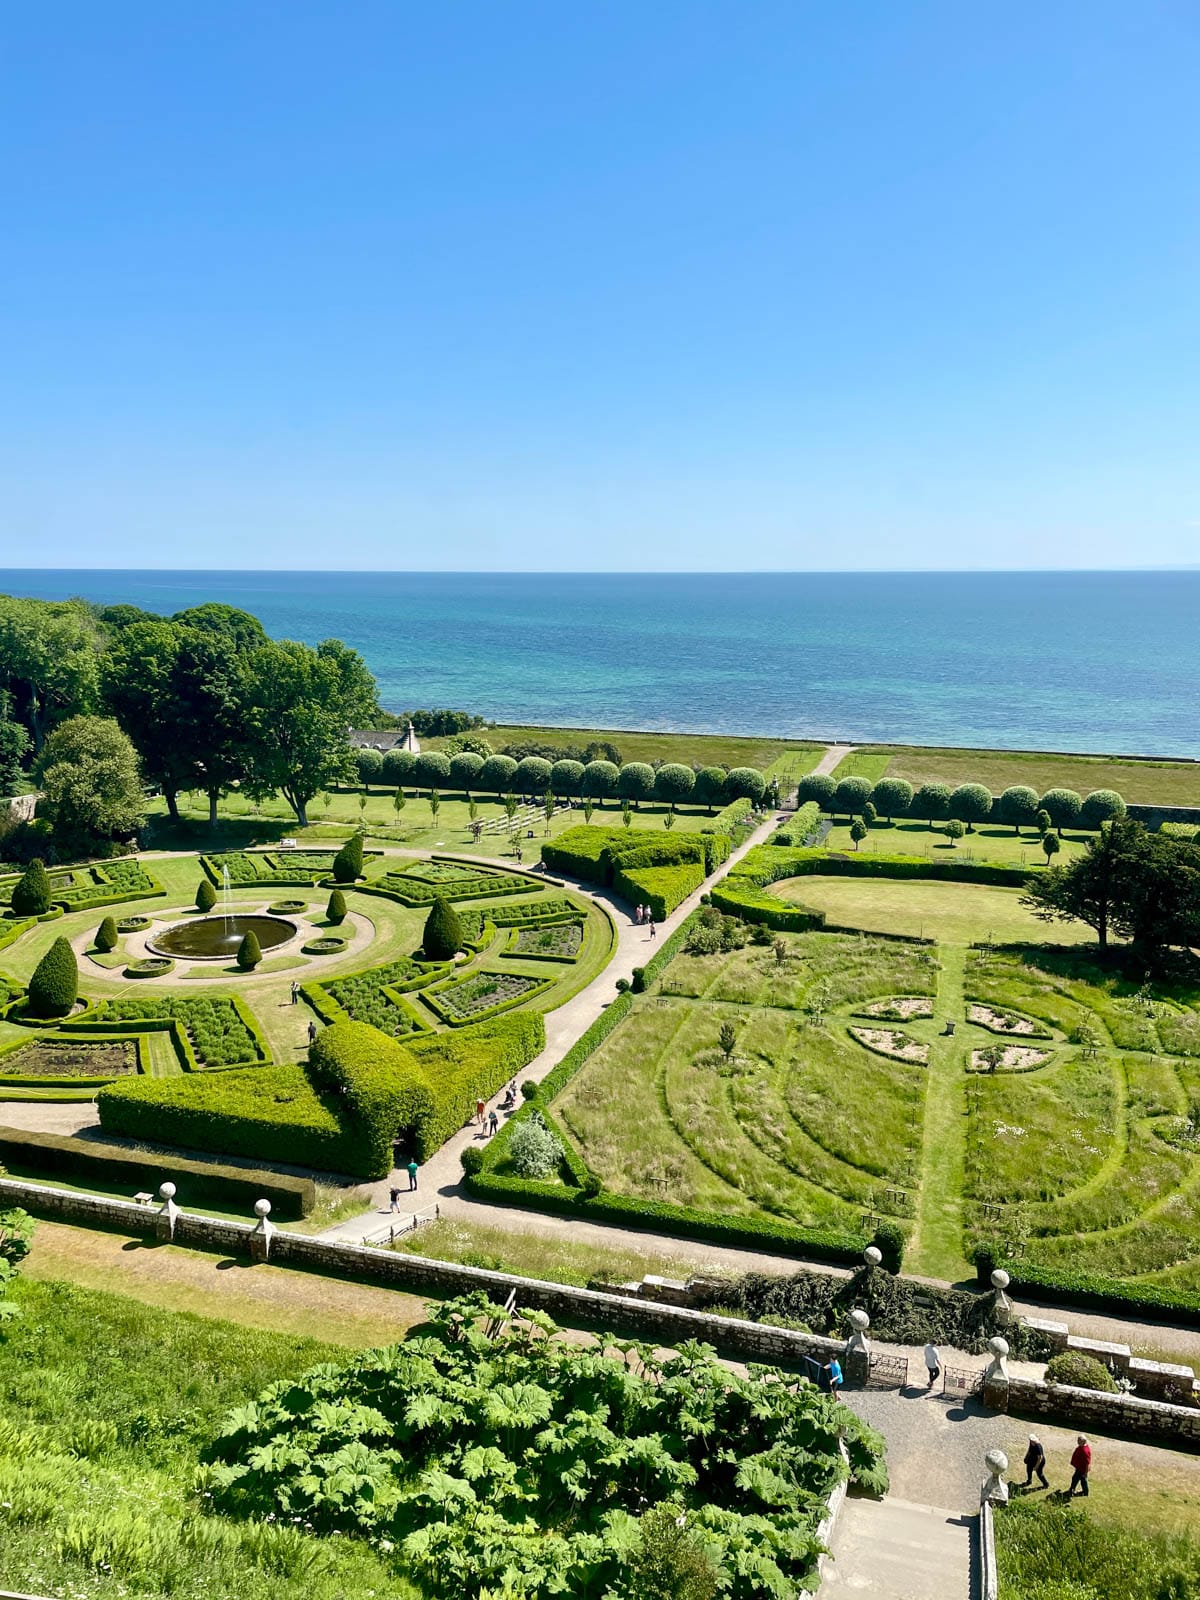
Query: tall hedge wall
541 827 722 911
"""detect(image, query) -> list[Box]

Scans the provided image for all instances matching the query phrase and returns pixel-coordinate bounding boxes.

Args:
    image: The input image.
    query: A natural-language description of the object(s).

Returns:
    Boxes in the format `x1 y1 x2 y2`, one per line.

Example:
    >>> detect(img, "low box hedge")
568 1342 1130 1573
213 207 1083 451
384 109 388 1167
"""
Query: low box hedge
971 1244 1200 1328
707 795 754 836
0 916 36 952
0 1124 316 1218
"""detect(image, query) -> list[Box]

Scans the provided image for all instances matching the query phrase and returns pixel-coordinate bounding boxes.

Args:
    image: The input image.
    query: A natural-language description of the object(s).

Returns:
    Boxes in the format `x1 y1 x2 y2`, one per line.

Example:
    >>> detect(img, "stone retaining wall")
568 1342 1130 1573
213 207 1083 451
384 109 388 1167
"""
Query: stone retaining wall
985 1373 1200 1446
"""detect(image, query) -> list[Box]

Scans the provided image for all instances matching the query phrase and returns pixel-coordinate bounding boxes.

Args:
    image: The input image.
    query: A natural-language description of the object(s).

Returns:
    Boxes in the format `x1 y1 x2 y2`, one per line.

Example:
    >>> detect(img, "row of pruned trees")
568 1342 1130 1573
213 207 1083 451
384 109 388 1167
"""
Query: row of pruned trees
797 771 1126 834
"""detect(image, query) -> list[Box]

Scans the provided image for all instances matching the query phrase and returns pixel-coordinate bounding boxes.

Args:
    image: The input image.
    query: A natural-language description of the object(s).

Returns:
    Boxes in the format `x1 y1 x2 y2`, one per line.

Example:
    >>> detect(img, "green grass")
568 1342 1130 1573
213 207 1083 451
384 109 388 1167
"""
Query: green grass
827 750 892 783
428 722 825 771
819 817 1090 866
994 1496 1200 1600
774 875 1100 944
857 743 1200 807
0 1276 419 1600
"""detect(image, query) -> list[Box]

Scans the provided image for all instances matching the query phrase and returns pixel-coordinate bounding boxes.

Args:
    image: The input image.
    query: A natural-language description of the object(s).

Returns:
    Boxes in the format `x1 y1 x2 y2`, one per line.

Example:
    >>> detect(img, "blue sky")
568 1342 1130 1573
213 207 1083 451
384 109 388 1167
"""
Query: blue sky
1 2 1197 571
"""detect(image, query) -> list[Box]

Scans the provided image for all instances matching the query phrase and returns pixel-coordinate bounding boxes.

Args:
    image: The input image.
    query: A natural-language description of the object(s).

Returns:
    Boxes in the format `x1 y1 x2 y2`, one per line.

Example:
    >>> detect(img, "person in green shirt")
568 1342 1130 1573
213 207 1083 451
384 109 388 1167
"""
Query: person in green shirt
407 1157 419 1192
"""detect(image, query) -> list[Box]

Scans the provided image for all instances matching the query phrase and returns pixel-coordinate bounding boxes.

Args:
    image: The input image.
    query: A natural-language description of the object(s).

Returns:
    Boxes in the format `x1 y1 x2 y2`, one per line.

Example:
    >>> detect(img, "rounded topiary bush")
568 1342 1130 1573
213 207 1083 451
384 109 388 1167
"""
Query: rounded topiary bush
196 878 217 913
326 888 347 925
125 957 174 978
423 896 464 961
28 935 78 1018
630 966 647 994
11 858 52 917
237 930 262 970
460 1147 485 1176
332 833 364 884
94 915 118 953
1044 1351 1117 1392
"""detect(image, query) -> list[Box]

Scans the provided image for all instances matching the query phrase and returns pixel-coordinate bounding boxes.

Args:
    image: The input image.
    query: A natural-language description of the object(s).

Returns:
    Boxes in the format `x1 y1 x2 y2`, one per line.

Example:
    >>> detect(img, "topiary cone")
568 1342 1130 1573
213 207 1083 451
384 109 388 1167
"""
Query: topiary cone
95 914 118 953
423 896 464 961
11 857 51 917
28 935 78 1018
326 887 347 925
237 929 262 970
196 878 217 912
332 832 364 883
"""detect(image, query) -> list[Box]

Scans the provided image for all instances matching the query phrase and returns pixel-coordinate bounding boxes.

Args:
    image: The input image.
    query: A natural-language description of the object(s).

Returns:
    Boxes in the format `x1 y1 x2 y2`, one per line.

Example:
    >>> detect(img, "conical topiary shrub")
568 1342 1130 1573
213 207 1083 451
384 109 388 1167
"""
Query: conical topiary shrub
28 935 78 1018
236 930 262 970
196 878 217 912
423 896 464 961
11 858 51 917
95 915 118 953
332 832 364 883
326 887 347 925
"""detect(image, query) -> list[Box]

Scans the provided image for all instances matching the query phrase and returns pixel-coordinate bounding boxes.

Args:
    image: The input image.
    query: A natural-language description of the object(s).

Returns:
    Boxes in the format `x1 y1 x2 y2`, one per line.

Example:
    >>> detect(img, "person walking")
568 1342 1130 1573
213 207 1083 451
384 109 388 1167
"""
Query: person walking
825 1356 843 1398
1022 1435 1049 1489
648 917 657 940
407 1157 419 1192
1069 1436 1091 1497
290 981 299 1005
923 1342 941 1388
488 1110 499 1136
307 1020 318 1044
388 1186 400 1214
475 1098 486 1126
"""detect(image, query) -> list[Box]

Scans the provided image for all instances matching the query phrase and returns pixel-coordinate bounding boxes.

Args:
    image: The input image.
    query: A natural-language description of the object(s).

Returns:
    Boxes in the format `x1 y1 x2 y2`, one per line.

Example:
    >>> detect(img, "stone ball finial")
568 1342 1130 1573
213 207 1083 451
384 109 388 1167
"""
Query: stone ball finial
159 1181 176 1200
985 1448 1009 1475
849 1308 870 1333
988 1335 1009 1358
254 1198 272 1219
864 1246 883 1268
991 1268 1011 1291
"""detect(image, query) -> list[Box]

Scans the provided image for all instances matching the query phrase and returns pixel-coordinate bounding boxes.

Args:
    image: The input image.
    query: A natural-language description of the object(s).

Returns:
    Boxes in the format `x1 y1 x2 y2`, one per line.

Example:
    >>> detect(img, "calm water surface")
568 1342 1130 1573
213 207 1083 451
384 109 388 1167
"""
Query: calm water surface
2 570 1197 758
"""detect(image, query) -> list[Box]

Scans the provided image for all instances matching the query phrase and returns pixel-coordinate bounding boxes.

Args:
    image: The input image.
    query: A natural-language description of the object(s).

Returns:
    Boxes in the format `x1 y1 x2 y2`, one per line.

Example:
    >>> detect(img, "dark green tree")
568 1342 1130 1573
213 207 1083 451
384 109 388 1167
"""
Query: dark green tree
945 818 966 846
94 915 118 952
237 929 262 970
725 766 767 804
326 887 347 924
381 748 417 788
514 756 553 794
617 762 657 807
171 602 267 654
549 758 585 798
850 818 869 849
796 773 836 812
581 759 620 806
36 716 145 851
480 754 519 796
0 595 101 752
1042 831 1061 864
870 777 912 822
998 785 1040 834
949 783 992 831
332 832 364 882
355 748 384 789
693 766 728 813
862 800 877 827
414 751 452 792
0 692 30 796
1039 788 1082 835
1080 789 1127 829
423 896 464 960
654 763 696 808
11 857 51 916
28 936 78 1018
913 783 951 828
196 878 217 912
449 751 485 795
833 775 872 820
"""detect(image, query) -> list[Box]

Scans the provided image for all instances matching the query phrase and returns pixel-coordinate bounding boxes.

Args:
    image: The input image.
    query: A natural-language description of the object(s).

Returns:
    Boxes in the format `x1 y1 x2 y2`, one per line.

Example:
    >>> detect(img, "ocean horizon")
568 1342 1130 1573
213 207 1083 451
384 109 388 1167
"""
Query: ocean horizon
3 568 1199 760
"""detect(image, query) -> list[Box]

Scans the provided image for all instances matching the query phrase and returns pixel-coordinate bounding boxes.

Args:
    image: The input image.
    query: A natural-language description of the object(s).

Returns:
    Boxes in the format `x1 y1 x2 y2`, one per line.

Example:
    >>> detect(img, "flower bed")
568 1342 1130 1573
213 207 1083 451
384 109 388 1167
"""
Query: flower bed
267 898 308 914
78 995 266 1068
302 936 347 955
856 995 934 1021
969 1044 1054 1072
848 1026 930 1064
124 957 175 979
507 920 584 961
425 969 546 1024
0 1038 139 1080
966 1002 1047 1037
116 914 151 933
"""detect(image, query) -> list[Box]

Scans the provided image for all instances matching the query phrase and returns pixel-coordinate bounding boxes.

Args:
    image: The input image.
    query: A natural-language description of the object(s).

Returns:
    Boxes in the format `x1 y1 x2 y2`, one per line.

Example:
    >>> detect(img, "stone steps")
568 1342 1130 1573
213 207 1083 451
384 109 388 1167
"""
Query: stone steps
820 1496 973 1600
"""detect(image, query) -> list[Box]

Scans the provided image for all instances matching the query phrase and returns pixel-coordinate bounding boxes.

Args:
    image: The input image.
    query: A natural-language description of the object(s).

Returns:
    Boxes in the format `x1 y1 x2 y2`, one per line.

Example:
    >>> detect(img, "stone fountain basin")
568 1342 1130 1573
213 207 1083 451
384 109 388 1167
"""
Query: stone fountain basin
146 913 297 962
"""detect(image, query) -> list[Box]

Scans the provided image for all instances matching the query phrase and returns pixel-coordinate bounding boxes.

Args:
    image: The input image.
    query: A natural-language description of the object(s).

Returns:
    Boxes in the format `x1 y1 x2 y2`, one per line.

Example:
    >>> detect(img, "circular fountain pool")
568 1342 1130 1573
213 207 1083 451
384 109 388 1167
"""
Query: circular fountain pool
147 914 297 961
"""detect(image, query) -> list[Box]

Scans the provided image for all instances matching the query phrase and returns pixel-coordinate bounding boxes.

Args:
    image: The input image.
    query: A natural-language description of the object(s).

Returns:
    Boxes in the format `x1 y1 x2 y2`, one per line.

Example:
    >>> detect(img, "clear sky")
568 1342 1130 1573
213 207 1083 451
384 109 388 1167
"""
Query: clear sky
2 2 1197 572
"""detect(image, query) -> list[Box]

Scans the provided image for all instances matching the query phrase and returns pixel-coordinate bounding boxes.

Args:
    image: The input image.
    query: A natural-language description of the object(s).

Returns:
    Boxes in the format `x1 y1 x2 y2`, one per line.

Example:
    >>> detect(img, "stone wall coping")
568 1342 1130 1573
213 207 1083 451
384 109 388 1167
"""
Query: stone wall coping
1128 1355 1196 1381
1066 1335 1130 1360
1013 1375 1200 1426
1024 1316 1069 1338
979 1499 999 1600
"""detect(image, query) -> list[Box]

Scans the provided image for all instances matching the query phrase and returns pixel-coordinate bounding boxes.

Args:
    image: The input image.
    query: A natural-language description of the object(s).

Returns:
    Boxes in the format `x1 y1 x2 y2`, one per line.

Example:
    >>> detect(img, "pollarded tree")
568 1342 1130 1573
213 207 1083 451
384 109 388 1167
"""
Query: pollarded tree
1080 789 1127 830
196 878 217 912
913 783 951 829
480 754 519 797
796 773 836 813
618 762 657 807
382 748 417 788
871 778 912 823
414 751 452 793
949 783 992 832
1039 788 1082 836
27 935 78 1018
332 832 364 883
94 915 118 952
514 756 553 795
833 775 872 821
850 819 868 850
10 857 51 917
449 752 484 796
550 759 584 798
581 759 620 806
423 896 464 960
237 929 262 970
355 748 383 789
693 766 728 813
998 785 1039 834
725 766 767 805
945 819 966 847
36 715 145 851
654 763 696 809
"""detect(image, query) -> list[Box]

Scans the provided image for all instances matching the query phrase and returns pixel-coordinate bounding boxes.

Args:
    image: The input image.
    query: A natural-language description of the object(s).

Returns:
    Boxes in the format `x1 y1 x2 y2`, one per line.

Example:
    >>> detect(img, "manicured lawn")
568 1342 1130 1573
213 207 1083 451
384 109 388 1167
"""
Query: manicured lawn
856 743 1200 807
819 818 1090 866
428 723 825 771
774 876 1099 945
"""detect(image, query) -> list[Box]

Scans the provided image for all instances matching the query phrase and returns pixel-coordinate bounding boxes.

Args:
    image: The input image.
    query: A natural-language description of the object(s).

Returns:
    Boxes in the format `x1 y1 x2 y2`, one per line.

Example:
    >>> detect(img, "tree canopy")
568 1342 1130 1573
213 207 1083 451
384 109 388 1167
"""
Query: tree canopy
36 716 145 851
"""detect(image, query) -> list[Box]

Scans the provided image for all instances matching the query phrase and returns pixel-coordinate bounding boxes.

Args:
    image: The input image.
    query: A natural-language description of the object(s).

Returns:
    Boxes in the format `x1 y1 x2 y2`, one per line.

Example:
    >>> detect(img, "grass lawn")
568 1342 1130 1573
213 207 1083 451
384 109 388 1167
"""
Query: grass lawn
774 876 1099 944
820 817 1090 866
855 744 1200 807
426 723 825 772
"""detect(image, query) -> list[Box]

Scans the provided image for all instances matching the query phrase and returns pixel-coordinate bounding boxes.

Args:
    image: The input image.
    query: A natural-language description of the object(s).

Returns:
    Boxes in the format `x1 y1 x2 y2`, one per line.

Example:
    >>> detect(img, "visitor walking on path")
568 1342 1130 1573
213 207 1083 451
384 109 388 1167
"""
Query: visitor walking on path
648 917 657 940
389 1186 400 1214
924 1342 941 1387
825 1356 843 1397
307 1020 317 1044
488 1110 499 1136
1022 1436 1049 1489
1069 1436 1092 1496
290 981 299 1004
407 1158 419 1192
475 1098 485 1126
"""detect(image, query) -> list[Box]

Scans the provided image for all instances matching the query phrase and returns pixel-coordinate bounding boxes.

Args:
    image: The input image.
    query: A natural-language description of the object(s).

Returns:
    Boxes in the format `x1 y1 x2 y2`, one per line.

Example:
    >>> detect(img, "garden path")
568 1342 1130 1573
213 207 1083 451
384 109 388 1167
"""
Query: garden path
909 947 970 1279
812 743 854 776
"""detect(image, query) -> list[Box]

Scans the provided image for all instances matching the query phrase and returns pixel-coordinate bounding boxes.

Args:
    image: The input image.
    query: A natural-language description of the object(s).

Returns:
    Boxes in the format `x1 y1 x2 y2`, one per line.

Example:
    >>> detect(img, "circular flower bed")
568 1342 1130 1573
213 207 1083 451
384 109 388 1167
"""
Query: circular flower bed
116 915 151 933
124 957 175 979
303 936 347 955
268 899 308 914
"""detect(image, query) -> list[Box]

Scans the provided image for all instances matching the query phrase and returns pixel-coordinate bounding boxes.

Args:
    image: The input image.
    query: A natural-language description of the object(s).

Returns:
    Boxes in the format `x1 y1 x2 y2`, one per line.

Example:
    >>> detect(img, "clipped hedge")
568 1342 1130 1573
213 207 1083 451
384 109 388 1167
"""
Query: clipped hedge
614 860 705 919
308 1021 433 1174
708 796 754 836
409 1010 545 1152
971 1245 1200 1328
771 801 822 847
0 917 37 953
0 1125 316 1219
543 828 716 914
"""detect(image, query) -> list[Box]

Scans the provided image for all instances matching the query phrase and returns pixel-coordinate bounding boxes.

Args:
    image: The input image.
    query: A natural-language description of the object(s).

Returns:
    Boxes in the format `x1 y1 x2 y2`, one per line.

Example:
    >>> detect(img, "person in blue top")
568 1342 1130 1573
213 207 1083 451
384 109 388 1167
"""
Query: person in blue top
825 1357 843 1397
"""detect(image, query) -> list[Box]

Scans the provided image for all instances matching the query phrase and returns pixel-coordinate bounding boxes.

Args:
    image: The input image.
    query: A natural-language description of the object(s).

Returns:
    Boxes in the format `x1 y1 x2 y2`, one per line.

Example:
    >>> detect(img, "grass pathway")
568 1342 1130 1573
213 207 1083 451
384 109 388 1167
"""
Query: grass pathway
909 944 970 1280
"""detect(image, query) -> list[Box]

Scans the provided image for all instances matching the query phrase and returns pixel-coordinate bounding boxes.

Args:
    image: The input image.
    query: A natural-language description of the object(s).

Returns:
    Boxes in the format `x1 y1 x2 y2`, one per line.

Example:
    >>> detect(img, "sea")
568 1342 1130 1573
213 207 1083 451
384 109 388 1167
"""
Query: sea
1 569 1197 759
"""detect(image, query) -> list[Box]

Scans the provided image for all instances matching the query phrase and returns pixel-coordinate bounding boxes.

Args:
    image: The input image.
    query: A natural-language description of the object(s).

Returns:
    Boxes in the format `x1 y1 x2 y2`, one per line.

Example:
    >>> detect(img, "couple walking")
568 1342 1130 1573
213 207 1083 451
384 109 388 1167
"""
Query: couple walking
1021 1434 1091 1495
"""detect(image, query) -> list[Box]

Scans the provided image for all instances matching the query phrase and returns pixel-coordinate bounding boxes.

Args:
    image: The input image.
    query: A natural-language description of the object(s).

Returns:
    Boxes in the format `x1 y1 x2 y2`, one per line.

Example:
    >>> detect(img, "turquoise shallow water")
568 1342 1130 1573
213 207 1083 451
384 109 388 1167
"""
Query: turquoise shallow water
2 570 1197 758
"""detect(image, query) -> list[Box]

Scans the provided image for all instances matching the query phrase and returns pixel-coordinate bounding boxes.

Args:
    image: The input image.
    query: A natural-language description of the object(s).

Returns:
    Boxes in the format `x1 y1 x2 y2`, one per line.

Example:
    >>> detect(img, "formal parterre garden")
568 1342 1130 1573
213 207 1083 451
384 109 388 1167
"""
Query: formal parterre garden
471 852 1200 1316
0 851 614 1153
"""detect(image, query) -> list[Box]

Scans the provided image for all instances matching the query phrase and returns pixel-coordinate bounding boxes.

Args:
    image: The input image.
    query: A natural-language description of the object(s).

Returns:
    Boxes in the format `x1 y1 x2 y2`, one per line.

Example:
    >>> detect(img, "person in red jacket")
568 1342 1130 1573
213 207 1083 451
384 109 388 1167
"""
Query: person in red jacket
1069 1435 1092 1497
